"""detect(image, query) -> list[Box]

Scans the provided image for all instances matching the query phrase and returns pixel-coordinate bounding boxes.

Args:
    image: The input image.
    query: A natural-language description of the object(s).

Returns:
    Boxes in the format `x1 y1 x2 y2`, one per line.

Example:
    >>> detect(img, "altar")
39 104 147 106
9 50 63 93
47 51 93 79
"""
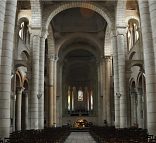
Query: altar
73 119 88 128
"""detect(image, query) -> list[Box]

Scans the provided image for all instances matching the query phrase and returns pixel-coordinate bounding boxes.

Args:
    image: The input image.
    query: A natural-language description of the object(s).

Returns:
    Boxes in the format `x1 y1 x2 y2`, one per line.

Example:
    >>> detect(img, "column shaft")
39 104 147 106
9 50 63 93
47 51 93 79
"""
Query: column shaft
30 33 40 129
16 88 23 130
49 57 54 126
25 92 28 130
0 0 6 59
101 59 106 124
105 57 111 125
148 0 156 69
97 62 103 125
0 0 17 138
137 90 143 128
130 94 135 125
112 34 120 128
53 59 57 125
138 0 156 135
38 36 46 129
117 31 127 128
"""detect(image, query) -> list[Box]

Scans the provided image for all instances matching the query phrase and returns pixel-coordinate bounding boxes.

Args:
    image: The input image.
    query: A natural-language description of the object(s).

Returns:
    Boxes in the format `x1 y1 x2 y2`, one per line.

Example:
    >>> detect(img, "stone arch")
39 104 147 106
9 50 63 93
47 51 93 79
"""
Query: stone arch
57 33 102 59
129 51 136 60
58 41 100 64
137 72 145 88
16 71 23 87
45 2 114 30
17 17 29 27
105 25 112 56
129 78 136 90
21 50 30 61
125 17 140 27
23 79 29 90
17 17 30 45
44 2 114 58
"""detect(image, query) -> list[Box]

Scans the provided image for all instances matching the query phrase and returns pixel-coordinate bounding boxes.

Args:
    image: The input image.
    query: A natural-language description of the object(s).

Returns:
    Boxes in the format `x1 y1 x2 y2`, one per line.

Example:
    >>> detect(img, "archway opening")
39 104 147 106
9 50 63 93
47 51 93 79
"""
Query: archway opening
61 47 98 126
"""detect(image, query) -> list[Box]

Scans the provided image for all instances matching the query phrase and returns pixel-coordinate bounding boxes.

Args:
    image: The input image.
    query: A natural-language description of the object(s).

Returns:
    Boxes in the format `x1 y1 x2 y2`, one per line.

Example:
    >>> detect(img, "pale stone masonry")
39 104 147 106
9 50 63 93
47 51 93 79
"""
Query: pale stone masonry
38 35 47 129
30 32 40 129
0 0 17 138
138 0 156 135
0 0 156 139
117 28 127 128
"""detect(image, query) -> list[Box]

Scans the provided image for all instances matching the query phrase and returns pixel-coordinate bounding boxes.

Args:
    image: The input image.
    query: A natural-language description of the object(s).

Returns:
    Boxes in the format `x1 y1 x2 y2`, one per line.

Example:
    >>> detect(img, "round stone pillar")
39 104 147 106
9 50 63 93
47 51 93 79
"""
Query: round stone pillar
138 0 156 135
23 90 29 130
130 92 135 126
16 87 24 130
148 0 156 69
112 32 120 128
102 58 107 125
130 91 137 126
0 0 6 59
48 55 55 126
137 88 143 128
53 57 58 126
105 56 112 126
38 31 47 129
117 28 127 128
30 30 41 129
0 0 17 138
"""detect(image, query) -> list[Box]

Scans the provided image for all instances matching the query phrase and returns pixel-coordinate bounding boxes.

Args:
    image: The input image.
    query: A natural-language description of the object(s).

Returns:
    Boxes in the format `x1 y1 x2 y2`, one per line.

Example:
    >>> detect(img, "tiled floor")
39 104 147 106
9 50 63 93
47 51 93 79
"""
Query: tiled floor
64 132 97 143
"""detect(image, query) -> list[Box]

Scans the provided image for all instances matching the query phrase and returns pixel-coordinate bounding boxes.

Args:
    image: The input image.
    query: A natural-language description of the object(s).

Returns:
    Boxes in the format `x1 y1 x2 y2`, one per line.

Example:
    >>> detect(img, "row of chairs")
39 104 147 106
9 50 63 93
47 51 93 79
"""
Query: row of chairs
8 127 70 143
90 126 156 143
0 138 10 143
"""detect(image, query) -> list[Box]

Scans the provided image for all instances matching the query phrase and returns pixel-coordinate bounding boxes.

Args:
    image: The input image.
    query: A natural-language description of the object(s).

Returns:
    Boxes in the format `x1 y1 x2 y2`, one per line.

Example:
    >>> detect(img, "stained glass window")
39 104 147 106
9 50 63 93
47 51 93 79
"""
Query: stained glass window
78 90 83 101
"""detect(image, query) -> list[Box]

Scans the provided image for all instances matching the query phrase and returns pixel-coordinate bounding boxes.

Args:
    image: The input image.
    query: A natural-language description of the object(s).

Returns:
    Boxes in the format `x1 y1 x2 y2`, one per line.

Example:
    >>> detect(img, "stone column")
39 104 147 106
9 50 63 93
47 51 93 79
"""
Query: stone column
16 87 23 130
138 0 156 135
149 0 156 133
112 31 120 128
100 57 106 125
30 30 41 129
148 0 156 70
53 57 58 126
38 31 47 129
27 63 31 130
49 55 55 126
117 28 127 128
0 0 6 59
0 0 17 138
137 88 143 128
130 92 135 126
131 91 137 126
23 90 29 130
105 57 112 125
97 60 103 125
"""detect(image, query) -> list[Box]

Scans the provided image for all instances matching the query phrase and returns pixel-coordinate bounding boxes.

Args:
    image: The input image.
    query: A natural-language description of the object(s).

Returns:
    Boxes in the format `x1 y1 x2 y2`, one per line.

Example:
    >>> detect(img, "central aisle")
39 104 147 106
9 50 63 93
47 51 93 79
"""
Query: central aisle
65 132 96 143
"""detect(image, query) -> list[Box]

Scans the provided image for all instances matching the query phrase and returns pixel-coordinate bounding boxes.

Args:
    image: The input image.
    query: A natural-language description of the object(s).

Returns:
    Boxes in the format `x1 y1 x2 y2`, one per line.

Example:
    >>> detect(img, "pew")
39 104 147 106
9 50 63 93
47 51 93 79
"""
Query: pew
9 127 70 143
90 126 152 143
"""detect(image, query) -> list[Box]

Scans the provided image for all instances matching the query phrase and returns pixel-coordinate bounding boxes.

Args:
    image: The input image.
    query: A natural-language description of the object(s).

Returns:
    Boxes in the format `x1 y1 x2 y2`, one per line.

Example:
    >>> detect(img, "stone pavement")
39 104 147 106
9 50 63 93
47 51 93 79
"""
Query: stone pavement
64 132 96 143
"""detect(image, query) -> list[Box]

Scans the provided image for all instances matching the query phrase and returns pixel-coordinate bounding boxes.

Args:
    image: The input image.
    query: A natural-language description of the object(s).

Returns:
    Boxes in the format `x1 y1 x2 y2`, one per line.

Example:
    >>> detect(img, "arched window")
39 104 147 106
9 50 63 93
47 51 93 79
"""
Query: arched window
67 86 71 111
19 20 30 45
127 19 139 51
78 88 83 101
90 91 93 110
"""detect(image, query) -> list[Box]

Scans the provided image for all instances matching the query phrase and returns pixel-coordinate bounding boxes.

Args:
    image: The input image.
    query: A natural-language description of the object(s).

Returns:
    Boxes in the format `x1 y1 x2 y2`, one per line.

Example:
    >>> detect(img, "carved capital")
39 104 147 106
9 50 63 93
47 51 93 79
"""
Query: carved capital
48 54 58 61
16 87 25 93
116 26 127 35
